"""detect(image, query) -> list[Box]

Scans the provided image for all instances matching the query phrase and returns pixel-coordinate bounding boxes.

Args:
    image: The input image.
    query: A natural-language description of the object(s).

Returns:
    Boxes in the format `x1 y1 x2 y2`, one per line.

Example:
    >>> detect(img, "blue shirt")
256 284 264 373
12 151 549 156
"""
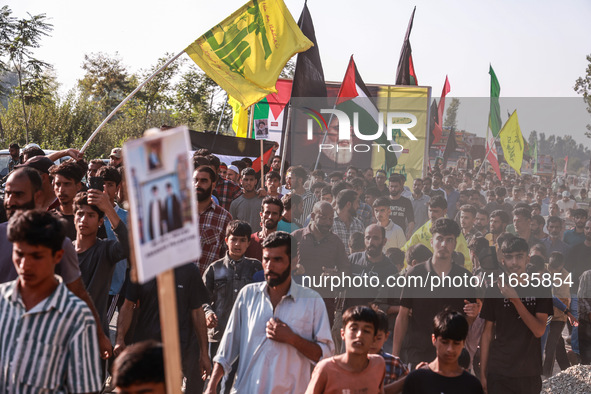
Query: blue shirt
563 229 585 247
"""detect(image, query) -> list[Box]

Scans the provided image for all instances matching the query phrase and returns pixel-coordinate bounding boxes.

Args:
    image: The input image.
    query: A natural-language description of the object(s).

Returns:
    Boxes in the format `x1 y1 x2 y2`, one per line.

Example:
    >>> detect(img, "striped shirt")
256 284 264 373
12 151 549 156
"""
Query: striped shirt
0 278 101 393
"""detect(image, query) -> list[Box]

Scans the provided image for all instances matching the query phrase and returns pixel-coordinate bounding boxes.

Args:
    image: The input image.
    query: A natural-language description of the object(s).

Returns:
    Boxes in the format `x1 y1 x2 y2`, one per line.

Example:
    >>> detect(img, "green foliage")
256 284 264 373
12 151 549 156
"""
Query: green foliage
0 6 53 143
443 98 460 130
1 50 232 159
529 130 591 174
574 53 591 138
78 52 134 117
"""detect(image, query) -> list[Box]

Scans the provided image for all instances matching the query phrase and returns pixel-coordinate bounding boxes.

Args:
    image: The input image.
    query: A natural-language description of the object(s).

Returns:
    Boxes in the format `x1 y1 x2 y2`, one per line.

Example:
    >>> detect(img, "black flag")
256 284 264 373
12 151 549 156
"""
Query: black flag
443 130 458 167
291 1 327 97
395 7 418 85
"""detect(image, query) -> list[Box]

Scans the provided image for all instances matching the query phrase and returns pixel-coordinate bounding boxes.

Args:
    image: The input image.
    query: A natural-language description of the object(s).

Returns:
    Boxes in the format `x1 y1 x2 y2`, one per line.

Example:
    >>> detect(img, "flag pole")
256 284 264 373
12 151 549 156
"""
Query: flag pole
80 50 186 153
475 132 502 178
216 95 228 134
279 103 292 180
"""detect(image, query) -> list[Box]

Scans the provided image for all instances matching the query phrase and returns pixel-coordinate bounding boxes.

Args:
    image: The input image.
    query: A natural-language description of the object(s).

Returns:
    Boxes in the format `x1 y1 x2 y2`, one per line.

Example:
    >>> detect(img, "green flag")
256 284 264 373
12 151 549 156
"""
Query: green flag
489 65 502 138
534 138 538 173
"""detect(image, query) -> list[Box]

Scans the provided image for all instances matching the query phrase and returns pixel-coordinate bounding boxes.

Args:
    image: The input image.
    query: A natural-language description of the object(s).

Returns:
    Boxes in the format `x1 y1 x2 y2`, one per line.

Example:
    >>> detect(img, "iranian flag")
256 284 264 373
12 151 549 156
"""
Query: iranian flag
487 65 502 180
337 56 397 169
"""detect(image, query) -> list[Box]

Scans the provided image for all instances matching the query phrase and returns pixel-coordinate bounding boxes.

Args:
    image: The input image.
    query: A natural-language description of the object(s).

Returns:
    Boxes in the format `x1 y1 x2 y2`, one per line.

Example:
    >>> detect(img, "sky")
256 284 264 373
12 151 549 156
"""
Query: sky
5 0 591 143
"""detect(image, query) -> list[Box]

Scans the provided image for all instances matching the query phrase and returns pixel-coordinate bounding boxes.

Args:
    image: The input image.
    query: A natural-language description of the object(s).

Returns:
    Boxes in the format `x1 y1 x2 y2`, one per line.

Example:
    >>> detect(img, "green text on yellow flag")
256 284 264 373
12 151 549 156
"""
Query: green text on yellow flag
499 110 524 175
185 0 312 108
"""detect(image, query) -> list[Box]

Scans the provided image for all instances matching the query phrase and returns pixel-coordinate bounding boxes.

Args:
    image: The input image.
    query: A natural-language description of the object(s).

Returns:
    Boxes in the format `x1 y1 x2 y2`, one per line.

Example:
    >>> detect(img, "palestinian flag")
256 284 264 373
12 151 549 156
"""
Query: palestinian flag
252 79 292 147
188 130 275 173
337 56 398 169
395 7 418 86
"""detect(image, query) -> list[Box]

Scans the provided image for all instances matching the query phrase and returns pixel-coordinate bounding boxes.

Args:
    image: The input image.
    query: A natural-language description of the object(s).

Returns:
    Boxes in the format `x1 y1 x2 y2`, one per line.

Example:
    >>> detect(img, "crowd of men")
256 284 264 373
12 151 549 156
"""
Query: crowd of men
2 140 591 394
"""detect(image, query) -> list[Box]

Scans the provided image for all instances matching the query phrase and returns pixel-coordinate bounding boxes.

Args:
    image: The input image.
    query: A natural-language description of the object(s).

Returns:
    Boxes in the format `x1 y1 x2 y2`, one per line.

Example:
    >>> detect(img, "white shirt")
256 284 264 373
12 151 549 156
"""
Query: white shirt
383 220 407 251
557 198 577 218
214 281 334 394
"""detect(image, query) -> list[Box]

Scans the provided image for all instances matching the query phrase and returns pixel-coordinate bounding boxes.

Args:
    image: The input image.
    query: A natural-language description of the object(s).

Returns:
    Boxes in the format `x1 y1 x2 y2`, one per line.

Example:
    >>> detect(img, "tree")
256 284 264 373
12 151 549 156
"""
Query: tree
443 98 460 130
78 52 133 117
0 6 53 143
574 53 591 138
134 53 182 130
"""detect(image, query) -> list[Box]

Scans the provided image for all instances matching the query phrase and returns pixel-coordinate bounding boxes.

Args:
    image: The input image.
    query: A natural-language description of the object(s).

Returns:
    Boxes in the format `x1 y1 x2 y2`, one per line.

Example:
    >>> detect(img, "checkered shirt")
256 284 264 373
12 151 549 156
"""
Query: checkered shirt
197 201 232 274
332 215 365 255
215 178 243 211
379 349 408 385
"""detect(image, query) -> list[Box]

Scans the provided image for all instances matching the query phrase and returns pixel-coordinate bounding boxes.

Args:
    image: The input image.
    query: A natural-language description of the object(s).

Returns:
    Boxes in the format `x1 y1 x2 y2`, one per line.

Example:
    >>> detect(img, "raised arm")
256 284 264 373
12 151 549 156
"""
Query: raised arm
392 306 410 357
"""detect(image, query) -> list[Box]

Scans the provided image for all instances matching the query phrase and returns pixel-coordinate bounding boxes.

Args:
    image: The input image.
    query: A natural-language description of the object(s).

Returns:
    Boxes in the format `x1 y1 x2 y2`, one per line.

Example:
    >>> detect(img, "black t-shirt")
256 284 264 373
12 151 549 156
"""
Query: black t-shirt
125 263 210 356
345 252 397 309
400 259 475 364
479 284 553 377
390 196 414 233
403 368 484 394
51 208 75 241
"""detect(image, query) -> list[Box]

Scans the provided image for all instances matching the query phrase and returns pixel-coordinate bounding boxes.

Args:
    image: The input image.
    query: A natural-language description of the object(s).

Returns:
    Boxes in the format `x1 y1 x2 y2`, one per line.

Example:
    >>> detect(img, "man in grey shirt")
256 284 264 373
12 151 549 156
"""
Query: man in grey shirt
230 168 263 232
1 167 113 358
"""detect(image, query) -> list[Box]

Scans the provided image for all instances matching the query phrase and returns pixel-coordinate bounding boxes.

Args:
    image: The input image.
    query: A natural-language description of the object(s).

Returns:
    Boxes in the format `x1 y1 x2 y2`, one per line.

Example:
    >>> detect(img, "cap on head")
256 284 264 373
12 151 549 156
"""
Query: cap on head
110 148 122 159
15 156 53 174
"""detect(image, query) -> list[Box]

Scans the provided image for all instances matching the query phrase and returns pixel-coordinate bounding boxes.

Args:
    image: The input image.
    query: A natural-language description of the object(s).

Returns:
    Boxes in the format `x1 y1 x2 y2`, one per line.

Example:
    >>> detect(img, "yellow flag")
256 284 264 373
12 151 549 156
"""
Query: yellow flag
499 110 524 175
185 0 312 108
228 95 249 137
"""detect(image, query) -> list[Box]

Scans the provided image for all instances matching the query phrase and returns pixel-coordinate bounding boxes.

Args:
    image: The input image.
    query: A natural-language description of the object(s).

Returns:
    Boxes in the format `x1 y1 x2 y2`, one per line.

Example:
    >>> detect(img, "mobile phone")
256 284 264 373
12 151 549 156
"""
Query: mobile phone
89 176 104 191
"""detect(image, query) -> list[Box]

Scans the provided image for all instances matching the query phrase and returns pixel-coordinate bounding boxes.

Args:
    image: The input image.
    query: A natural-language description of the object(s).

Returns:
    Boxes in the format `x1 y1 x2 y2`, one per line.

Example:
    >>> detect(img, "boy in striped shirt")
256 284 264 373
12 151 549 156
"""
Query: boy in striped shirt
0 210 101 393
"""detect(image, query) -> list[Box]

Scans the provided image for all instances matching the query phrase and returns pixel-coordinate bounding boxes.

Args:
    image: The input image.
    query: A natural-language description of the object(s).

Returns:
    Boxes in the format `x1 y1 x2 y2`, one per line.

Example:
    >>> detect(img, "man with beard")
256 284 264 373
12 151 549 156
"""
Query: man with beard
332 189 365 255
345 224 395 309
484 187 514 217
388 174 415 239
1 167 113 359
543 217 570 256
195 166 232 274
475 209 489 235
245 196 284 261
205 232 334 394
564 209 588 247
15 156 59 210
485 210 510 247
429 172 446 199
292 201 350 331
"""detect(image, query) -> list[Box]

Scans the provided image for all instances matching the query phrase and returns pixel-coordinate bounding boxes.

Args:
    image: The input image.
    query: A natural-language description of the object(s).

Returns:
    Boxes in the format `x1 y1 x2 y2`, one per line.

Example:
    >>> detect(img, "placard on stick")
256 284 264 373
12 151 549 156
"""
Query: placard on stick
123 126 201 283
124 126 201 393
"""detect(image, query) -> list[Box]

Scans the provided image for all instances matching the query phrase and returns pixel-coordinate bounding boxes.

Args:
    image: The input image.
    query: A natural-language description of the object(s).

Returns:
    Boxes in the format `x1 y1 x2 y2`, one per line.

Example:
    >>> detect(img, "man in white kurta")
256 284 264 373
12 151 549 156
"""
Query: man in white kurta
205 232 334 394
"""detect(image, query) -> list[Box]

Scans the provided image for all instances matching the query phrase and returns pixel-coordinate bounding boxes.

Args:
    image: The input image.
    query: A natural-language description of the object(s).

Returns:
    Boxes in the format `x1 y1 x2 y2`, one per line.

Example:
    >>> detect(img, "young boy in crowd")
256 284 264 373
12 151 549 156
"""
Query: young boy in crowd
112 340 166 394
479 237 553 394
203 220 262 394
74 190 129 336
369 310 408 393
402 309 483 394
306 306 386 394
